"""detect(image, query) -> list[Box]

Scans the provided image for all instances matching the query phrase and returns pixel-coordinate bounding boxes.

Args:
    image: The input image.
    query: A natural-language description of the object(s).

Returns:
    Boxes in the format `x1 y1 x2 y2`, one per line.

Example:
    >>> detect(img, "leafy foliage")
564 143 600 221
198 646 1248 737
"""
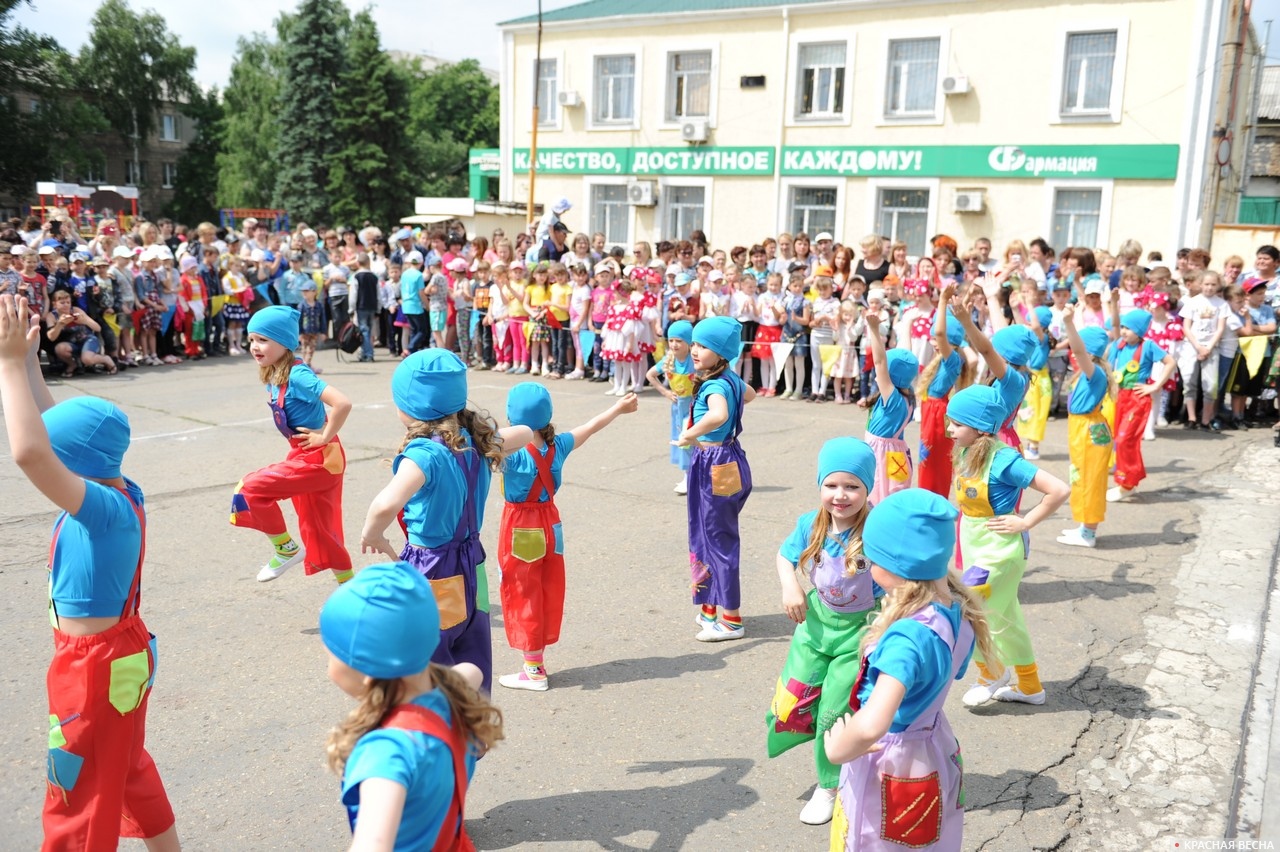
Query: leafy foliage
401 57 499 198
165 87 222 224
216 35 282 207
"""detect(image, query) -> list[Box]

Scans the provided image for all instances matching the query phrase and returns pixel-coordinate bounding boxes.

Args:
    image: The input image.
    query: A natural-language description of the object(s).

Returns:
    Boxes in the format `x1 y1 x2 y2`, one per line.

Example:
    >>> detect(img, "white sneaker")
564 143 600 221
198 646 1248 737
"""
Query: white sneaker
1023 446 1040 460
674 478 688 495
992 684 1046 705
565 369 584 380
696 621 745 642
1106 486 1137 503
1056 529 1097 548
1143 430 1156 441
257 547 306 582
961 668 1011 707
498 671 549 692
1157 416 1169 427
799 787 837 825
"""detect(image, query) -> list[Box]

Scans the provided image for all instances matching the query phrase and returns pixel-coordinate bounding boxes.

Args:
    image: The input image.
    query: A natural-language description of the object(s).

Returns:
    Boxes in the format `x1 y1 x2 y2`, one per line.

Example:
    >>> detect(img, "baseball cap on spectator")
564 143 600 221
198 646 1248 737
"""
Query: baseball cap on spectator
1051 278 1071 291
814 264 834 277
112 246 132 259
225 231 241 245
70 251 89 263
847 274 867 285
179 256 198 272
155 246 174 261
665 264 682 278
510 259 526 272
250 249 266 263
10 245 25 255
1243 277 1268 293
697 255 714 267
491 260 508 272
394 227 412 241
551 222 569 234
709 270 725 282
788 261 808 273
290 251 304 262
300 280 317 291
405 251 424 265
593 261 614 275
447 258 468 272
139 246 160 262
815 232 835 243
1084 279 1106 296
552 197 572 214
676 272 695 287
92 256 111 267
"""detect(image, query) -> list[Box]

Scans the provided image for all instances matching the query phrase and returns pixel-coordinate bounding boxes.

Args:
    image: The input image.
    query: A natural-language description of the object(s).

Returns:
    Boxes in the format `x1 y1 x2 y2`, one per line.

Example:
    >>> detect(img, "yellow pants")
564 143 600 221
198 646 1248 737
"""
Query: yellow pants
1015 366 1052 444
1068 407 1111 525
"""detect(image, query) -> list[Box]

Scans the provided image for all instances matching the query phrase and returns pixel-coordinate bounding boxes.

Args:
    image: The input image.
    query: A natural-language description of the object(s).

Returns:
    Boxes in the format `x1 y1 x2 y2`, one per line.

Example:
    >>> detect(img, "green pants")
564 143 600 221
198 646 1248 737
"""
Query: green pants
959 515 1035 667
766 590 875 789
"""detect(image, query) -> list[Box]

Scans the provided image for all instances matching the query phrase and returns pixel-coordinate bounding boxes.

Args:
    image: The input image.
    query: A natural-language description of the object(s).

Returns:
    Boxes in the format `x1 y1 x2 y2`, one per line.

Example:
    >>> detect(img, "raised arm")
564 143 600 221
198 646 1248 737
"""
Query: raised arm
1107 288 1121 340
569 393 638 449
954 288 1007 379
934 282 957 358
864 312 896 401
1063 307 1095 380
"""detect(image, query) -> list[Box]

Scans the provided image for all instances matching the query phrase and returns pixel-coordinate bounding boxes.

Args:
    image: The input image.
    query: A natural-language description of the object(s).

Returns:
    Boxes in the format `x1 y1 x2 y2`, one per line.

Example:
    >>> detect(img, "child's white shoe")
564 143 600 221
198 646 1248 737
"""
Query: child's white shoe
1056 529 1097 548
696 621 745 642
257 547 305 582
674 478 688 495
498 671 549 692
1106 486 1137 503
799 787 837 825
992 684 1046 705
1023 446 1040 460
961 669 1011 707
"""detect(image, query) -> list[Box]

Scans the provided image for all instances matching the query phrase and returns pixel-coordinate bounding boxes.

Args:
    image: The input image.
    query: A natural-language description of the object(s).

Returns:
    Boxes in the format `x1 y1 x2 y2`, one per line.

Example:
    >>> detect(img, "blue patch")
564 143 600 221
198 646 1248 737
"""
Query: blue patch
231 493 250 514
552 523 564 555
48 747 85 791
147 633 158 688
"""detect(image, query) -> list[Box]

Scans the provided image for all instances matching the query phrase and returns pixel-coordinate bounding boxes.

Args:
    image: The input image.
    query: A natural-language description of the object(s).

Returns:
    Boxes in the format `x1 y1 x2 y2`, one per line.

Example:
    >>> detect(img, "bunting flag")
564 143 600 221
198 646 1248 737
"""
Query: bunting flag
653 338 666 361
578 328 595 357
103 312 120 335
820 344 842 377
771 342 794 374
160 305 176 334
211 294 228 317
493 320 508 348
1240 335 1269 378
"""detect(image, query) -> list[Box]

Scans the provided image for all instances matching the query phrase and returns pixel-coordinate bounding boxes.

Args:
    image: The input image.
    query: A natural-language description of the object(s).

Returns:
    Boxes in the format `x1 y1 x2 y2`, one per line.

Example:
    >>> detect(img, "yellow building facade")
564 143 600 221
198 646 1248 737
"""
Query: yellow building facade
497 0 1257 257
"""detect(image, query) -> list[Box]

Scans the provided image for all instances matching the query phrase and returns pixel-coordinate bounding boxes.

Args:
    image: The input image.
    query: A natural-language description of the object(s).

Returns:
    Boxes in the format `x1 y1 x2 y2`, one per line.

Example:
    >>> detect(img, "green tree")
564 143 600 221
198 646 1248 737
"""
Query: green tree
216 34 282 207
327 10 415 226
78 0 197 177
273 0 347 222
165 87 222 224
401 58 499 197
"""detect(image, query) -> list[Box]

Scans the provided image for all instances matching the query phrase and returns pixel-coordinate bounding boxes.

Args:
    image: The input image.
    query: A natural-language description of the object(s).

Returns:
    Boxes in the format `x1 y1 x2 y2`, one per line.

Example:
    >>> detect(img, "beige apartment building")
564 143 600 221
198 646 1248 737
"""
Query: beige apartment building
496 0 1258 257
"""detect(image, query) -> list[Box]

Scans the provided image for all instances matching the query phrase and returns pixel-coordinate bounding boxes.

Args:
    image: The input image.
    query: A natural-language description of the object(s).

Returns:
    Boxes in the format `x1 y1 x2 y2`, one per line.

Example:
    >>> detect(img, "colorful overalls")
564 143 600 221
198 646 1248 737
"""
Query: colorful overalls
666 359 695 471
230 363 351 576
1016 344 1053 445
399 440 492 691
498 442 566 654
831 606 973 852
1067 372 1112 526
688 374 752 610
917 355 961 498
865 393 914 506
1110 343 1151 490
768 546 879 789
44 490 175 851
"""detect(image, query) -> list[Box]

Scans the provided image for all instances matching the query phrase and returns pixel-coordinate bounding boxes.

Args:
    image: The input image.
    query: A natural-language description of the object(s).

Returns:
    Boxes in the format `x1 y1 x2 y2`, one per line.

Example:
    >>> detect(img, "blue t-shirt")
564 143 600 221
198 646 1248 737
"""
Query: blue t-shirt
501 432 576 502
692 374 745 443
856 602 974 732
867 387 909 438
781 509 884 598
1250 303 1277 354
987 447 1039 515
1108 339 1167 383
279 269 310 307
1028 332 1051 371
926 352 961 398
395 439 467 548
271 363 328 431
342 689 477 851
1068 367 1109 414
401 269 425 315
993 369 1028 421
50 479 144 618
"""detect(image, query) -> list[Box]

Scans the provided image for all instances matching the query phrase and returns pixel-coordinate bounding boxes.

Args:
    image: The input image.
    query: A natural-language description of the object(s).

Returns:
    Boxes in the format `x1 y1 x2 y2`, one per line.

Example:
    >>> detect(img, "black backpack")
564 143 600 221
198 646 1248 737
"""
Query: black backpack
337 321 363 355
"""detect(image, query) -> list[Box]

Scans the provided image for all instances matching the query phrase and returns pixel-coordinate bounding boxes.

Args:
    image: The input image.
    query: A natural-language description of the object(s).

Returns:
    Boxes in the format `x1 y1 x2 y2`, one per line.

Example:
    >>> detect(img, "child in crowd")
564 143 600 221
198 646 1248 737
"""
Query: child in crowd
471 260 494 369
1016 307 1055 460
808 276 840 402
675 317 755 641
780 273 812 400
109 247 137 361
0 294 180 851
916 285 971 496
231 306 354 583
320 561 501 850
298 281 326 369
1107 308 1175 502
488 262 512 371
1118 265 1147 312
1057 309 1116 548
647 320 698 494
767 438 880 825
134 250 165 365
1229 279 1277 429
588 262 614 382
825 488 993 852
754 272 785 396
506 260 531 374
861 312 918 503
855 289 894 405
220 255 252 356
523 261 553 377
177 256 206 360
1144 289 1182 435
46 288 117 377
948 385 1069 706
448 258 474 367
496 384 638 691
566 260 592 379
1177 270 1228 431
731 274 758 388
601 277 641 396
380 262 403 358
895 278 937 369
426 259 451 351
547 262 573 377
1215 284 1248 429
830 299 861 404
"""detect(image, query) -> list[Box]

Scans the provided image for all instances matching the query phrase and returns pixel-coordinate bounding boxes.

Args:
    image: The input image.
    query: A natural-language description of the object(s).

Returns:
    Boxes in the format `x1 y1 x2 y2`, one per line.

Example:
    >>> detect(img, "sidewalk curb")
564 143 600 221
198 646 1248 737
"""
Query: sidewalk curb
1232 537 1280 837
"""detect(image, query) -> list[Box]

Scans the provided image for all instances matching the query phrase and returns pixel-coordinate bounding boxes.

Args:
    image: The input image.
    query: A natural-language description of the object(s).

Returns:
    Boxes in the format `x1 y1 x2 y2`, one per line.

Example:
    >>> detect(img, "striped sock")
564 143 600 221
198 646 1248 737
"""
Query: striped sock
700 604 717 624
523 652 547 679
721 613 743 630
269 531 299 557
1015 663 1042 695
332 568 354 584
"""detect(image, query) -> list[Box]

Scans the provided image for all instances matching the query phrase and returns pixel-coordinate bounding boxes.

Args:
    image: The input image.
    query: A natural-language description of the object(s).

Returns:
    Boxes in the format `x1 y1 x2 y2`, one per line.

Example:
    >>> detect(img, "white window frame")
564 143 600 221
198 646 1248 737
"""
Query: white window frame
660 44 719 129
533 53 563 131
657 177 714 242
1044 180 1114 249
160 113 178 142
162 162 177 189
587 51 642 131
82 158 105 184
583 176 634 249
777 177 845 239
1049 21 1128 124
124 160 143 186
865 177 940 258
785 28 855 128
876 29 948 127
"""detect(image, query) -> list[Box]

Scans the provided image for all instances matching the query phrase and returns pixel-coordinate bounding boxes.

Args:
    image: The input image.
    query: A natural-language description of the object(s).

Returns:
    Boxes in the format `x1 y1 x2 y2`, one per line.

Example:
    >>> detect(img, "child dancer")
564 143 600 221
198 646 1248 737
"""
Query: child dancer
947 385 1069 707
955 301 1035 454
767 438 880 825
825 488 995 852
862 312 919 503
360 349 534 693
497 384 638 691
1057 311 1116 548
1106 309 1175 503
646 320 697 494
674 316 756 641
320 561 502 850
916 287 971 497
1016 306 1055 460
0 294 179 851
231 306 354 583
830 300 861 404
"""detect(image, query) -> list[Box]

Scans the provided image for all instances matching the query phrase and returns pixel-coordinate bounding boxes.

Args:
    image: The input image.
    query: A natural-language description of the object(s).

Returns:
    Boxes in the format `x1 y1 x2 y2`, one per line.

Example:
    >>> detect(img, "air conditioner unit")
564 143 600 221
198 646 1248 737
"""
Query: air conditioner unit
681 118 709 142
627 180 657 206
557 90 581 107
953 190 985 213
941 75 970 95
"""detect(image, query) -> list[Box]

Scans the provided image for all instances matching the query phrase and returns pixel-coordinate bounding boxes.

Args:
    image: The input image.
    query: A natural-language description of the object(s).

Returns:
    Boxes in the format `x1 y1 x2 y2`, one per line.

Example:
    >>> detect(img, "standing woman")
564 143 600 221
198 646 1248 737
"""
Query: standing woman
793 233 815 275
633 241 653 268
674 317 756 642
853 234 890 289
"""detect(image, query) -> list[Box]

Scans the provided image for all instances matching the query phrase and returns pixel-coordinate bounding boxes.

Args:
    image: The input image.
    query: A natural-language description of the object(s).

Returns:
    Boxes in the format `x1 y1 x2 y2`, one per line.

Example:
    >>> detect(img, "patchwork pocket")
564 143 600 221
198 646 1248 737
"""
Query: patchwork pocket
1088 422 1112 447
552 523 564 556
108 649 151 715
710 461 742 497
47 744 85 792
885 450 911 483
322 442 346 474
511 527 547 563
429 575 468 630
880 771 942 847
960 566 992 599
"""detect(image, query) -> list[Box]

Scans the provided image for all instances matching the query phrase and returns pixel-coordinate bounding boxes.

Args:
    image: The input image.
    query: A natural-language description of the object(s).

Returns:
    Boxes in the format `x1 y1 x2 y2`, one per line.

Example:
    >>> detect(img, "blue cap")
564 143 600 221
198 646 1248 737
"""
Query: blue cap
1033 306 1053 329
992 325 1036 367
506 381 553 430
886 349 919 389
300 280 317 292
692 316 742 363
946 385 1007 434
863 488 958 581
41 397 130 480
392 349 468 422
1120 309 1152 339
1079 326 1110 358
246 305 300 352
817 437 876 492
930 307 965 348
394 227 413 241
319 562 439 679
675 272 694 287
666 320 694 343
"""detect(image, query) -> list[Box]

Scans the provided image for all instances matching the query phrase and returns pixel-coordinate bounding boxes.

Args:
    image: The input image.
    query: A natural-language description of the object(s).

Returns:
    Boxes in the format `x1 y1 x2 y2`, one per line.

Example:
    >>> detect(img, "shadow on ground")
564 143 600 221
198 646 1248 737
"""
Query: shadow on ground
965 768 1069 812
1021 563 1155 605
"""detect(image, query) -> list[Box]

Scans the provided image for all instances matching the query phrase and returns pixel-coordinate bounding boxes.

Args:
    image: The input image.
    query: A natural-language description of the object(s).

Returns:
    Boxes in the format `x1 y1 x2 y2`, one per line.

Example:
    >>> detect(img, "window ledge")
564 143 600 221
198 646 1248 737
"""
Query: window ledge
1051 112 1120 125
876 114 943 127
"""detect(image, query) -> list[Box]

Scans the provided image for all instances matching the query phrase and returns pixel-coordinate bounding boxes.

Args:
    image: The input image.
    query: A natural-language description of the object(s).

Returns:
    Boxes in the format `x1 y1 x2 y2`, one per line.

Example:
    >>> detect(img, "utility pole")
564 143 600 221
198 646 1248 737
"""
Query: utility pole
1200 0 1248 248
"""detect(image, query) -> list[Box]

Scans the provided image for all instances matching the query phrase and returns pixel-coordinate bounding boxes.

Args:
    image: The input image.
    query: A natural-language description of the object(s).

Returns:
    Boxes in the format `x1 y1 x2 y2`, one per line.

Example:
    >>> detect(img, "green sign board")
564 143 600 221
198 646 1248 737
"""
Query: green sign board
512 146 774 176
780 145 1179 180
470 148 501 174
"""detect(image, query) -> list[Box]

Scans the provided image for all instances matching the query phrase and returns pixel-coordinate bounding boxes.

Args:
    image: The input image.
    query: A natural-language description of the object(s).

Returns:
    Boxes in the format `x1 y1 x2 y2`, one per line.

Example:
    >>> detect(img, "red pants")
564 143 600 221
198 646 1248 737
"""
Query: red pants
917 395 954 498
44 616 174 851
179 311 202 357
231 437 352 574
1113 388 1151 490
498 501 565 652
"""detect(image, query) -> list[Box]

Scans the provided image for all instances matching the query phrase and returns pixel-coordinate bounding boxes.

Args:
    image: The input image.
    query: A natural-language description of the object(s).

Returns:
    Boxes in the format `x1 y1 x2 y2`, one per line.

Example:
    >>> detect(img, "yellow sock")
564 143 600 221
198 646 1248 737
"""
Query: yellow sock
975 661 997 684
332 568 354 584
1015 663 1042 694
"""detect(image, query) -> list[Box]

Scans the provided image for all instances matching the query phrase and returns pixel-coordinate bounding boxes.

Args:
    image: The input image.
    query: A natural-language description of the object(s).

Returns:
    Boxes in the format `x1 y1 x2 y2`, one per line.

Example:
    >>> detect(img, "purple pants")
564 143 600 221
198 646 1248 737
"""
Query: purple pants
400 538 492 692
686 441 752 610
